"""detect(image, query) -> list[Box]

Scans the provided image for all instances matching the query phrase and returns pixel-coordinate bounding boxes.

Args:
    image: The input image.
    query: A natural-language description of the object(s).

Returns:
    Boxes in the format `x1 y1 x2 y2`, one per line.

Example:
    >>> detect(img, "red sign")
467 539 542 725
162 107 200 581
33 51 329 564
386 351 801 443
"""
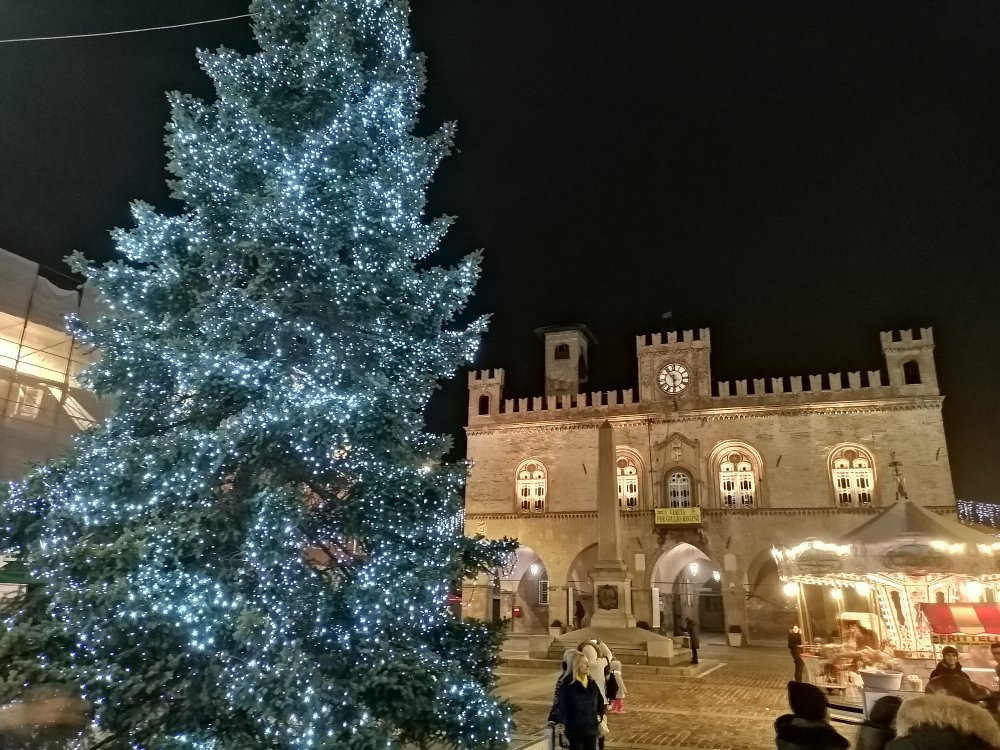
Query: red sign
512 606 522 618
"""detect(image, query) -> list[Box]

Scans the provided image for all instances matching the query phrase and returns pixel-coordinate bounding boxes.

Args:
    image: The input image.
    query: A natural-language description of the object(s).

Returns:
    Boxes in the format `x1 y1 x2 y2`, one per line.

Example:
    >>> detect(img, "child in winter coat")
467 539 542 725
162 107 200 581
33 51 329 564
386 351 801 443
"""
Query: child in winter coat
605 660 627 713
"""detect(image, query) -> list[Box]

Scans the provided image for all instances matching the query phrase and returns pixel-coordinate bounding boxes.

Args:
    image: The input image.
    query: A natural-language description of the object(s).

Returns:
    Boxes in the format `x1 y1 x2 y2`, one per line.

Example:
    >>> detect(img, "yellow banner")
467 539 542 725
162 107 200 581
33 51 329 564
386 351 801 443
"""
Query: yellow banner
654 507 702 525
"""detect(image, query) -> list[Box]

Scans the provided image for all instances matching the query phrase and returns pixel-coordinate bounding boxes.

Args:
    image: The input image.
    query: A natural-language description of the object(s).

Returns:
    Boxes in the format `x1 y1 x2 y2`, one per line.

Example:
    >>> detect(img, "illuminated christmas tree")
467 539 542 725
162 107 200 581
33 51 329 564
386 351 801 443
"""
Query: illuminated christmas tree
0 1 514 747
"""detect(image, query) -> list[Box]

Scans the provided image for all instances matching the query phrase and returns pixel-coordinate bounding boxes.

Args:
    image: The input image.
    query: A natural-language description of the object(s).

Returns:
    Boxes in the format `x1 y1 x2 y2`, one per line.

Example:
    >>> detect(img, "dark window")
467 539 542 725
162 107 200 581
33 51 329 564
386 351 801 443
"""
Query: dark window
578 354 587 382
554 343 570 360
478 394 490 415
902 360 921 385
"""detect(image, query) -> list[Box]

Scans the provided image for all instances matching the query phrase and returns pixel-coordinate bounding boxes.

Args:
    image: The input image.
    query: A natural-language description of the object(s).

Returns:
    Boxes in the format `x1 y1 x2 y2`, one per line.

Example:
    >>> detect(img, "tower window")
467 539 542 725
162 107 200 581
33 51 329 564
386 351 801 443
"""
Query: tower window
902 360 921 385
554 343 570 360
478 394 490 415
516 461 546 513
616 456 640 510
831 447 875 507
667 471 693 508
720 452 755 508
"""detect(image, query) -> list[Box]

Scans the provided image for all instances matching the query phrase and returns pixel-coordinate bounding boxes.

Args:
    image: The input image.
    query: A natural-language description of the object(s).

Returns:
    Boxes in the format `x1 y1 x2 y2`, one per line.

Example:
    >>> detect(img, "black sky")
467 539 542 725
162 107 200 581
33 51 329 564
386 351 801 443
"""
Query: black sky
1 2 998 498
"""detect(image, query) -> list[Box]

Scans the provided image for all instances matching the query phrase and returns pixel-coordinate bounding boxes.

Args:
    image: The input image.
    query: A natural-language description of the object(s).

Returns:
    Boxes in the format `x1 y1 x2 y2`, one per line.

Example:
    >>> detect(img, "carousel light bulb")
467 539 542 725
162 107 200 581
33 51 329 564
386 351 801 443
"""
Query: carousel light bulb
965 580 984 600
831 588 843 600
712 570 721 582
688 562 700 576
783 582 799 597
855 581 871 596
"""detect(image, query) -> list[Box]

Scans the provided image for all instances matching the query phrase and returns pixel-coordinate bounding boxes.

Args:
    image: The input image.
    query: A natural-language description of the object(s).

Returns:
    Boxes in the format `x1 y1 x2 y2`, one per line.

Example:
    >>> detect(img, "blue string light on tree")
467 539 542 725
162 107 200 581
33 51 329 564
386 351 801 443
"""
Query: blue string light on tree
0 1 516 747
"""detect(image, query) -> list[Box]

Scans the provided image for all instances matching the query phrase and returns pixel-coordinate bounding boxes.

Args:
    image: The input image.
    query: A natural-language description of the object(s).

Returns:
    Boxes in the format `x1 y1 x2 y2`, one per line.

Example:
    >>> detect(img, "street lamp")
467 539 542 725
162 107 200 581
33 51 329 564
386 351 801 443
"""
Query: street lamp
688 561 700 577
830 588 843 601
783 582 799 597
712 570 721 582
529 563 540 577
965 580 984 601
855 581 871 596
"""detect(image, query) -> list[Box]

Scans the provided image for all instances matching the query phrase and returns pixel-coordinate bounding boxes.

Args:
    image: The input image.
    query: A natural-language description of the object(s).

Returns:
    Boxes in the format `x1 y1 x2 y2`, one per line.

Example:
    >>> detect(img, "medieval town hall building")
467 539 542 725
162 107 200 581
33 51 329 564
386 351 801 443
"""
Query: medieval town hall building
462 325 956 642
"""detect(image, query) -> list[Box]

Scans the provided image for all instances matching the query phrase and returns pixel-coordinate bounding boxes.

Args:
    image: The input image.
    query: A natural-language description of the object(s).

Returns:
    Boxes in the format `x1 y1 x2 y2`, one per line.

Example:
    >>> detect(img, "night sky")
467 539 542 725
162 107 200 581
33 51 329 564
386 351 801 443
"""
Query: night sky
1 2 998 498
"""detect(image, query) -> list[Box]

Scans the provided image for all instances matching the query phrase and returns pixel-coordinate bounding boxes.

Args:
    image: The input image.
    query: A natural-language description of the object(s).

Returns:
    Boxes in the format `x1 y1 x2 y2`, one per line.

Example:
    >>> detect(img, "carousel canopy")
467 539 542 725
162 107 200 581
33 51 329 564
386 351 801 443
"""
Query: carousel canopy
837 502 998 548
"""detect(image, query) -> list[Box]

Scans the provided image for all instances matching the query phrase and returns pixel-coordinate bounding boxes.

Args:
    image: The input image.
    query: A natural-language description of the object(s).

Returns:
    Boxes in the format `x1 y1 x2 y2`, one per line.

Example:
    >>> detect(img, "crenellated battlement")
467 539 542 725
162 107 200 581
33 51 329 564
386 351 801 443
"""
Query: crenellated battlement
468 368 505 385
713 370 886 399
880 327 934 348
467 325 940 425
636 328 711 349
499 388 637 416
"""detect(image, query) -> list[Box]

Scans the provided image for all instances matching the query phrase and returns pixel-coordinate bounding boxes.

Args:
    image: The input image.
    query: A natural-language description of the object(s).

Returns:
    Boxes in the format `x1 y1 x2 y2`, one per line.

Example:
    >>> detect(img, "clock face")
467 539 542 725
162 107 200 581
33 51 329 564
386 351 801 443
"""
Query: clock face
657 363 690 394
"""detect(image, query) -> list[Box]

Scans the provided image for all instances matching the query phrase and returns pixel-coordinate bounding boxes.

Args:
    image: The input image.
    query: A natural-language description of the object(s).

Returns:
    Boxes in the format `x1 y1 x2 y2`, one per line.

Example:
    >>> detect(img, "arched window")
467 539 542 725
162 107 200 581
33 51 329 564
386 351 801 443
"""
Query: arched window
554 343 570 360
478 394 490 415
902 360 921 385
720 452 756 508
616 456 639 510
667 471 693 508
831 446 875 507
516 461 546 513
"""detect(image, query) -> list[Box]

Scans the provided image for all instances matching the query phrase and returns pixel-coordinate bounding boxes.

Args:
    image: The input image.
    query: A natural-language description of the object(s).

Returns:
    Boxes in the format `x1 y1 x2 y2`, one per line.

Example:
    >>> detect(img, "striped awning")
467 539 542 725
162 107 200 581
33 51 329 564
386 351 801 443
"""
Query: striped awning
919 603 1000 635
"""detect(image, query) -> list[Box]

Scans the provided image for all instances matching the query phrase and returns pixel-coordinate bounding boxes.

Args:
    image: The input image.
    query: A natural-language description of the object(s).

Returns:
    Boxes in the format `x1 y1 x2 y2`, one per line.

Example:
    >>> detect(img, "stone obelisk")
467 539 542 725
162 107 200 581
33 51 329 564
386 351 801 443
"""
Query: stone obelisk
589 420 636 628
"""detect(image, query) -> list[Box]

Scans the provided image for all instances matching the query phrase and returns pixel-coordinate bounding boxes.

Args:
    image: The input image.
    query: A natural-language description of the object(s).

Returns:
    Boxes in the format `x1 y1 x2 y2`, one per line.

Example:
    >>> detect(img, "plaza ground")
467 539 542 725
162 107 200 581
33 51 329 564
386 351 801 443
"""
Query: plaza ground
499 640 860 750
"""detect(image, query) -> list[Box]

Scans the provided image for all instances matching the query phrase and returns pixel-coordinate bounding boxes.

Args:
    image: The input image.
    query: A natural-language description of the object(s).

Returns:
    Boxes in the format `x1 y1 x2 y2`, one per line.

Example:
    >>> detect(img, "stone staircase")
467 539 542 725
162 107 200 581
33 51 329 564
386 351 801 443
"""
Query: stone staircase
501 633 532 661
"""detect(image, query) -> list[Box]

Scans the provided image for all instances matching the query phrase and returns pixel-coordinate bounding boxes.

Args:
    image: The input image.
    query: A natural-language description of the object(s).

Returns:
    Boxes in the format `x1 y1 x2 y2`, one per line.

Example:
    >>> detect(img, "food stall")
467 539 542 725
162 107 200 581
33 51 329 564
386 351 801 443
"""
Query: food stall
773 501 1000 708
919 602 1000 692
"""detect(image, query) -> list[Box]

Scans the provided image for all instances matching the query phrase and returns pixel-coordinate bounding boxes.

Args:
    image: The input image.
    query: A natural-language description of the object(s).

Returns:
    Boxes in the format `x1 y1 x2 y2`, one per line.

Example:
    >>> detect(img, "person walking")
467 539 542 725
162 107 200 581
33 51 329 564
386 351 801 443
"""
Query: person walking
574 600 586 630
685 617 700 665
553 652 605 750
855 695 902 750
774 681 849 750
788 625 804 682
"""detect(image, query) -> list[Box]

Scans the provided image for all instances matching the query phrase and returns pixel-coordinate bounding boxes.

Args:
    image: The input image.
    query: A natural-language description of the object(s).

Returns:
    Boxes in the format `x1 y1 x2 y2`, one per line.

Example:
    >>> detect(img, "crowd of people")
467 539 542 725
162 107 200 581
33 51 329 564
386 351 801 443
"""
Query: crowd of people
776 643 1000 750
548 621 1000 749
547 638 629 750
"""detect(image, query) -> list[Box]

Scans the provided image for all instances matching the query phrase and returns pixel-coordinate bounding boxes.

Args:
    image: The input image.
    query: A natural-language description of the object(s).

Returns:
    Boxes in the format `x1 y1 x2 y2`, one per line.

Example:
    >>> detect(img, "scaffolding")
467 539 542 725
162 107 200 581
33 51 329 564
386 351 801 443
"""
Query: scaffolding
0 248 105 481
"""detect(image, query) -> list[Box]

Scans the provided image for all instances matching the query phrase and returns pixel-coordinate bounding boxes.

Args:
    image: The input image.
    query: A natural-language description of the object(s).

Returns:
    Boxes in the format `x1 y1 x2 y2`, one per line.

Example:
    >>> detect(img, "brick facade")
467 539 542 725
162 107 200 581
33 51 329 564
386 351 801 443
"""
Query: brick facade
463 326 955 642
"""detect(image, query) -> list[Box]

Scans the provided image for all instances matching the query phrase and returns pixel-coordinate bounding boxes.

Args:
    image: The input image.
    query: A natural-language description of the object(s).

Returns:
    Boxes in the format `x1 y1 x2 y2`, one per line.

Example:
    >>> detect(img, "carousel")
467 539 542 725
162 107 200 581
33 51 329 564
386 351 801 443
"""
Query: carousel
773 501 1000 703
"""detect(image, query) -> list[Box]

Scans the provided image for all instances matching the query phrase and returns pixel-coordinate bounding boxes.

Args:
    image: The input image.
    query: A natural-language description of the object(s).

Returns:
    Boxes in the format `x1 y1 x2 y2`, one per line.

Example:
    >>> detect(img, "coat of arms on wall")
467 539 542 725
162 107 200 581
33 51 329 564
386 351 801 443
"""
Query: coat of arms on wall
597 585 619 610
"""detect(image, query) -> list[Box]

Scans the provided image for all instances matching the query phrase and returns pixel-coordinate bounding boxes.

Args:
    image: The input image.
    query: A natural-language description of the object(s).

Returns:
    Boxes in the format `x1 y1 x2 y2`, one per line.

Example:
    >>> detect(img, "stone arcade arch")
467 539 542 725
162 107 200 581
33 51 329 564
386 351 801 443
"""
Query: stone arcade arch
649 543 723 634
503 545 551 634
744 547 797 642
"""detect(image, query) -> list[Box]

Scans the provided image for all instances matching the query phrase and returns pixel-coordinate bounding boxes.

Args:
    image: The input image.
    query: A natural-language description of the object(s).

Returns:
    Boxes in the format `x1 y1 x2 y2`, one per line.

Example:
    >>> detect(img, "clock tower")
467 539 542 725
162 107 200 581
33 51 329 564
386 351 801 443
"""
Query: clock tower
635 328 712 406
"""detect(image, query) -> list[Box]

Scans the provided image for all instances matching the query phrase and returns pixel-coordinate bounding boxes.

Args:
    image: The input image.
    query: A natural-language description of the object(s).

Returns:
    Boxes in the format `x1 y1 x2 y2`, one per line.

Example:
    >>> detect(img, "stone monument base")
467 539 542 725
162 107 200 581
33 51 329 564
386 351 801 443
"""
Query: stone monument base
552 626 691 666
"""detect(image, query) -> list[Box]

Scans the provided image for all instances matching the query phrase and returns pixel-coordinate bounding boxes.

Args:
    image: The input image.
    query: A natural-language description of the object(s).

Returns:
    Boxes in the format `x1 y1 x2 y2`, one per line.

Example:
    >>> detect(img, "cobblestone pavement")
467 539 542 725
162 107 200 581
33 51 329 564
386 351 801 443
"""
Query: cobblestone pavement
499 641 860 750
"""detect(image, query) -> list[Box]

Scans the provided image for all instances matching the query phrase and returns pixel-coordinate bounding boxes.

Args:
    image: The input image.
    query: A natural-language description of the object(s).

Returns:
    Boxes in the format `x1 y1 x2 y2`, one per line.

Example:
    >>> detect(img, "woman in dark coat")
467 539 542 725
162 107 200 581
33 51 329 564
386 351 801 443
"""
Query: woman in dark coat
554 652 605 750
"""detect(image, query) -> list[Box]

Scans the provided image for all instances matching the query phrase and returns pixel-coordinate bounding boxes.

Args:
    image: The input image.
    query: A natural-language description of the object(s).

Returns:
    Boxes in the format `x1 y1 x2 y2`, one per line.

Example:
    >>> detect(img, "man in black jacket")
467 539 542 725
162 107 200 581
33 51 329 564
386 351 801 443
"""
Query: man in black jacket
788 625 804 682
928 646 971 682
